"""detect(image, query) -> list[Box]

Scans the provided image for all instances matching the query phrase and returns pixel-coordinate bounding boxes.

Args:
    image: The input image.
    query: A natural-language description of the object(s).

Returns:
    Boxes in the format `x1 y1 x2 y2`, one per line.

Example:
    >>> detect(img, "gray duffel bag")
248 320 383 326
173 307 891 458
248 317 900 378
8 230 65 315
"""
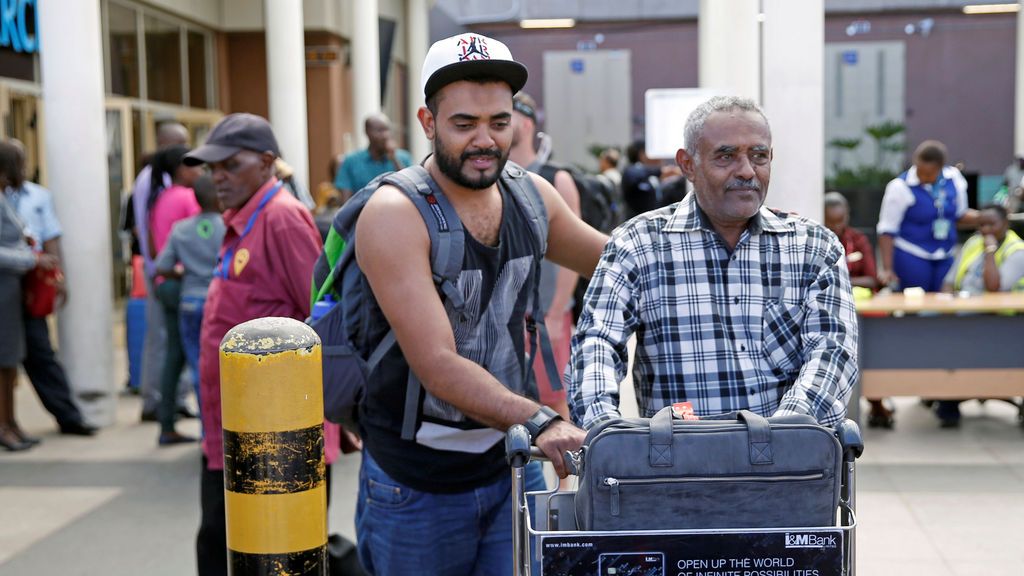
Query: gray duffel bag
574 408 842 532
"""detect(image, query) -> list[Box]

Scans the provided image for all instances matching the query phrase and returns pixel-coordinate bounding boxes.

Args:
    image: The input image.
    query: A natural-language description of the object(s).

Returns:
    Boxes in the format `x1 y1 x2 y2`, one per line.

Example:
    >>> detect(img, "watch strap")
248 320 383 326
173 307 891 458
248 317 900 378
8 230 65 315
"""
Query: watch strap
523 405 561 440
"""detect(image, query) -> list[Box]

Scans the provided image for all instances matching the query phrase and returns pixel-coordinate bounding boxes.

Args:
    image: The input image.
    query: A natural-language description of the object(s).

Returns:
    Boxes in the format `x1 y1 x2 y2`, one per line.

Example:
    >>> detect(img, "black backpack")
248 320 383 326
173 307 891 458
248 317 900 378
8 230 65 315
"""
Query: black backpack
539 163 620 234
308 163 563 439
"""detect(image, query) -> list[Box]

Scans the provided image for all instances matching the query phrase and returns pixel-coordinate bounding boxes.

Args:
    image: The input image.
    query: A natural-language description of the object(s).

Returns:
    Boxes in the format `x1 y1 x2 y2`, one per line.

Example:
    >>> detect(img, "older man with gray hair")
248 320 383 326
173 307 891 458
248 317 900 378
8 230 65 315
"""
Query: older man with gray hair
567 95 859 428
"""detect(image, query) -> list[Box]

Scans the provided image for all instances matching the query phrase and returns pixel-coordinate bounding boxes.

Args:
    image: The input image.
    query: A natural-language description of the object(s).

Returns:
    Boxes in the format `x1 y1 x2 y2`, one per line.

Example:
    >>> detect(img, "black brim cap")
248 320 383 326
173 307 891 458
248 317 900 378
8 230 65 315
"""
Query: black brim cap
422 33 529 100
183 113 280 166
183 143 241 166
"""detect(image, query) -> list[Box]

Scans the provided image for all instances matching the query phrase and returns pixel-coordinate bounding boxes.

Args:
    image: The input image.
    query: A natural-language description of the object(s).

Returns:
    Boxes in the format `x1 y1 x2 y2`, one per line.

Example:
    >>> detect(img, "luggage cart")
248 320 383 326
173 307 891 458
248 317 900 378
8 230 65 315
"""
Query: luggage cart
507 419 864 576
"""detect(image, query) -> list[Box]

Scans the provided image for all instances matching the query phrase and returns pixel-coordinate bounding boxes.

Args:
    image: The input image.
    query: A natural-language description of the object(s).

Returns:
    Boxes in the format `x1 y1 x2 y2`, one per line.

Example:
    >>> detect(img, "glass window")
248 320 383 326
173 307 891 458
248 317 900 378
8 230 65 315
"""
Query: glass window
187 31 208 109
144 15 182 104
108 2 140 97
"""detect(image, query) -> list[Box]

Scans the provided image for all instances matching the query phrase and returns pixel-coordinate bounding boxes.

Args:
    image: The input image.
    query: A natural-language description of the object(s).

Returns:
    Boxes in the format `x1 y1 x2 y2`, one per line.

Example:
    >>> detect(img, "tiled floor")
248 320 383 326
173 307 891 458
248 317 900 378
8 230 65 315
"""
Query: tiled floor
2 354 1022 574
852 398 1024 576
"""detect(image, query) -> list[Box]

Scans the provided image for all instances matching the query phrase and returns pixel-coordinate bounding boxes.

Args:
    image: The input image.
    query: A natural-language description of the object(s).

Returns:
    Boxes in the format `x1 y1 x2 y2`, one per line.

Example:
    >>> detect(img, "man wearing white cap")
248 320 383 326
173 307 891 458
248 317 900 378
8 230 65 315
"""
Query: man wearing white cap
352 33 607 574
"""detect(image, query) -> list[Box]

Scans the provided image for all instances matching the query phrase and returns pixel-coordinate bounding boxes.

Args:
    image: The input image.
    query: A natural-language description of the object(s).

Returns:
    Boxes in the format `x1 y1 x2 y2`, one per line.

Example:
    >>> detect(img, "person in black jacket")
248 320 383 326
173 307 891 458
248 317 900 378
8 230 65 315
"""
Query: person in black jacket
621 139 682 218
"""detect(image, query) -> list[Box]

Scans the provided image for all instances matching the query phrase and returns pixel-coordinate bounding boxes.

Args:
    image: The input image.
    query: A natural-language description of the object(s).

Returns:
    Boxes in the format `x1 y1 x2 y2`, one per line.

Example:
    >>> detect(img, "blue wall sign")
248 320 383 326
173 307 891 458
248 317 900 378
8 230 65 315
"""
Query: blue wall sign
842 50 858 65
0 0 39 54
570 58 584 74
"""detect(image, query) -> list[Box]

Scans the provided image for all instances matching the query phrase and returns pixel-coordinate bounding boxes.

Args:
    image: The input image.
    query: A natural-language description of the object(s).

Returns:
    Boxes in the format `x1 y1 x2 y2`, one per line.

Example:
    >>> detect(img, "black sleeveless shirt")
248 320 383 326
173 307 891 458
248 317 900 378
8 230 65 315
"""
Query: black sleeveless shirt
360 179 542 493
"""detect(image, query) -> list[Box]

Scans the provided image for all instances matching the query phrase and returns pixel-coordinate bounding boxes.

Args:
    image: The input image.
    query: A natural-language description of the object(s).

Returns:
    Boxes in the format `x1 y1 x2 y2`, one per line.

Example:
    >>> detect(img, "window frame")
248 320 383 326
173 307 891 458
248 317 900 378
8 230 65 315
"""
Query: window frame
102 0 216 110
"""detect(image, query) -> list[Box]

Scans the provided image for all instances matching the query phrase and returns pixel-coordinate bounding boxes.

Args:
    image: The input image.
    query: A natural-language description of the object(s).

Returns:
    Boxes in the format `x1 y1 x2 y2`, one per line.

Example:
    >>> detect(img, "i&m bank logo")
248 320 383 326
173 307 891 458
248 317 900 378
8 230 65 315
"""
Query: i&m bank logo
785 533 838 549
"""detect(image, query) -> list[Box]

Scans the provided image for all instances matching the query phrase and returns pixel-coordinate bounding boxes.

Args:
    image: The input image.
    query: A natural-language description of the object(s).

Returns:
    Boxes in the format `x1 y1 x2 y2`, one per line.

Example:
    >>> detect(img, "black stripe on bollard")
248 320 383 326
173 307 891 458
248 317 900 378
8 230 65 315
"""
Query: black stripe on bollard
229 545 327 574
223 426 326 494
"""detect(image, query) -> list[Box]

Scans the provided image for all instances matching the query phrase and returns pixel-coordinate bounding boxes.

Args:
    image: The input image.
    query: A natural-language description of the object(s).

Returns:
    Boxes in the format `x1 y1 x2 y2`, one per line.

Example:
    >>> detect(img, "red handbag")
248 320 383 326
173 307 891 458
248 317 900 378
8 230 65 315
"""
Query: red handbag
23 265 63 318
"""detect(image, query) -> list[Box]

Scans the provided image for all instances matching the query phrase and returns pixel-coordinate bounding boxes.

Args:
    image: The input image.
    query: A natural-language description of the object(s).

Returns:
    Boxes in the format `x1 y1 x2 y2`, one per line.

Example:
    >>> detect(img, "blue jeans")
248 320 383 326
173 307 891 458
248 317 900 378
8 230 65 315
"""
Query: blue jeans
179 295 205 426
356 450 546 576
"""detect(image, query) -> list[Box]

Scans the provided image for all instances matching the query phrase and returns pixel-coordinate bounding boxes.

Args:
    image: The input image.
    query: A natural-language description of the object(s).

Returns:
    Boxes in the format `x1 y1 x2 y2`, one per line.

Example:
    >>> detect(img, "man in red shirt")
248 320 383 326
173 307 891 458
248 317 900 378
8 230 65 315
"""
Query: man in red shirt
183 113 341 575
824 191 891 428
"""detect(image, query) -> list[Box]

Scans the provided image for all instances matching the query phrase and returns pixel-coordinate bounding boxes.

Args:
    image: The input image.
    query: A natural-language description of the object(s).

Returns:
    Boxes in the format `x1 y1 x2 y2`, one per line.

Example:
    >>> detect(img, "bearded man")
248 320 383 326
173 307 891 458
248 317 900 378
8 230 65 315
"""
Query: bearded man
350 33 607 575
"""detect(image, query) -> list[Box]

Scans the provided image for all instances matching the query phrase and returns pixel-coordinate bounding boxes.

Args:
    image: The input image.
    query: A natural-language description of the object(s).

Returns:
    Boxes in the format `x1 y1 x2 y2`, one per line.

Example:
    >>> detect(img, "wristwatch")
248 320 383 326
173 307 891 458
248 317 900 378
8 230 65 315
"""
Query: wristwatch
523 406 562 440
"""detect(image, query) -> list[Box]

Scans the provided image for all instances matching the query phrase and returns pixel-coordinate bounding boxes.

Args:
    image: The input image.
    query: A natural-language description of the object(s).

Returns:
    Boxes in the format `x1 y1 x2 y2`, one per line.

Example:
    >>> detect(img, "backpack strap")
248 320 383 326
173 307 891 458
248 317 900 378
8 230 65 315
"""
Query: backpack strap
503 162 548 263
380 165 468 440
500 163 563 393
383 166 467 316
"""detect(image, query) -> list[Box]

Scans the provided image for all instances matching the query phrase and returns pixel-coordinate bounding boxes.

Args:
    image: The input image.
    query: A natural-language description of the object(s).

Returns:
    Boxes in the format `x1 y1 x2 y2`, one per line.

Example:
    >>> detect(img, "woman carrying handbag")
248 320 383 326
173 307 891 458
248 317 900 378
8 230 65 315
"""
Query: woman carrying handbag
0 146 58 451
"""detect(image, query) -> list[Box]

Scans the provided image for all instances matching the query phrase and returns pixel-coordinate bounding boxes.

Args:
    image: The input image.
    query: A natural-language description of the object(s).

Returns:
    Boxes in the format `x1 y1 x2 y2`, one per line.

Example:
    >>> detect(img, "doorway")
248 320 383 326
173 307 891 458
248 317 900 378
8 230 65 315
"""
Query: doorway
542 50 632 172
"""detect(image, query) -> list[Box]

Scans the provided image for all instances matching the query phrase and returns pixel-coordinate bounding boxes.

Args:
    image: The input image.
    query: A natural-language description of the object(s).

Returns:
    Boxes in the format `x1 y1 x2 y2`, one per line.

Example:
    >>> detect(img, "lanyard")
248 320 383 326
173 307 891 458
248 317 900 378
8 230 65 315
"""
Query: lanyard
215 182 282 280
927 174 947 219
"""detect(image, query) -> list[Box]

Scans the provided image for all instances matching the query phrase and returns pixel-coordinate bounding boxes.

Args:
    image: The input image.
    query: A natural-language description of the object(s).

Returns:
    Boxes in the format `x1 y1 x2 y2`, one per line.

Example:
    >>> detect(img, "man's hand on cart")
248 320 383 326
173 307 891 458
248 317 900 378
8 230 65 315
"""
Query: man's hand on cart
535 420 585 478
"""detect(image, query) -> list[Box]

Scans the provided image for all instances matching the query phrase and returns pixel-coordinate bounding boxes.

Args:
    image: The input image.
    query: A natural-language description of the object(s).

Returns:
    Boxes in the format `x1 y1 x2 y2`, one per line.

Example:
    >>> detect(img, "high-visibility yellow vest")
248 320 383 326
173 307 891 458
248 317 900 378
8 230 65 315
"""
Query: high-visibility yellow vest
953 230 1024 291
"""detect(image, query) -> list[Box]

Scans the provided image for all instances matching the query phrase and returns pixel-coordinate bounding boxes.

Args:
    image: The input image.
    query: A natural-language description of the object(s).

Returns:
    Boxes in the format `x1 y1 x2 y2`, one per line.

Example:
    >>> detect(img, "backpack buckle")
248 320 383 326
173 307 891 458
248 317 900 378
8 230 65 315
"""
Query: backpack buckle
524 313 537 334
436 276 468 321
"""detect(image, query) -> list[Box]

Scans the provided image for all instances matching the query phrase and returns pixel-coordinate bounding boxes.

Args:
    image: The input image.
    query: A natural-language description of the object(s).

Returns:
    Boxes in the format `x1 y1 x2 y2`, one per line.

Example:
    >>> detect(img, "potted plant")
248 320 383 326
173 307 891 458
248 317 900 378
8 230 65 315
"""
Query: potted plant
826 121 906 243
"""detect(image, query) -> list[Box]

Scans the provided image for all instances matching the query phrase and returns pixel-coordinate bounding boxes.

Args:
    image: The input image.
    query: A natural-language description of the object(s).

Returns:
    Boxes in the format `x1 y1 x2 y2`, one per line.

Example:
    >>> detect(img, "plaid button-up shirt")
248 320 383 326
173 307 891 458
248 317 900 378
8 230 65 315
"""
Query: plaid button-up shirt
568 193 859 429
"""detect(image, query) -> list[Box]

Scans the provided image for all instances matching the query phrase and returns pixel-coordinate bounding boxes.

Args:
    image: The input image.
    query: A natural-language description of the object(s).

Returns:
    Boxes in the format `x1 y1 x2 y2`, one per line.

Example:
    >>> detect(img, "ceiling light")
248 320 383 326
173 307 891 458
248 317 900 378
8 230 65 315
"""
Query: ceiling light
519 18 576 29
962 3 1019 14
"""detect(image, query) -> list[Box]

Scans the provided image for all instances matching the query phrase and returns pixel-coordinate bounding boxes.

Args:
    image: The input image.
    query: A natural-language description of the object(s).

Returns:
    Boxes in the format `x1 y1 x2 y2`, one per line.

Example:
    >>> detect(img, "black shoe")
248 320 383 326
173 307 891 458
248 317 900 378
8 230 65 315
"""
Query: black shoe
140 410 158 423
11 427 42 445
158 431 197 446
0 428 33 452
867 411 895 429
176 406 198 419
60 422 98 436
939 418 961 429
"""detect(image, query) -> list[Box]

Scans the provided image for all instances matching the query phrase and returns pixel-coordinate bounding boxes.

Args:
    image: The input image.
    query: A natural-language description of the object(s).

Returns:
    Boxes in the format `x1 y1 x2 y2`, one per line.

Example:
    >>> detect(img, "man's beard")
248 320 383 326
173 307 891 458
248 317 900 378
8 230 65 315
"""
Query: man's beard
433 133 508 190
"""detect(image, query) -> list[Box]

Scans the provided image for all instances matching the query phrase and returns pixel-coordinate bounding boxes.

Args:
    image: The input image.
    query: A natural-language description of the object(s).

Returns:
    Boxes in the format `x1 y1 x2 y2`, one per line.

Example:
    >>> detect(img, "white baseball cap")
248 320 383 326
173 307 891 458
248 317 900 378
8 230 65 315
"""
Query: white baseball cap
421 33 528 101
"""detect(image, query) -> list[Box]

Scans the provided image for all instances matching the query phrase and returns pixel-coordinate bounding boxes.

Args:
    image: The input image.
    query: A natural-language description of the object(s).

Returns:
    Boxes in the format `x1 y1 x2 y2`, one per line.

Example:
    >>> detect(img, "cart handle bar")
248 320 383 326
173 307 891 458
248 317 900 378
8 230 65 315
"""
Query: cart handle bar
505 424 581 474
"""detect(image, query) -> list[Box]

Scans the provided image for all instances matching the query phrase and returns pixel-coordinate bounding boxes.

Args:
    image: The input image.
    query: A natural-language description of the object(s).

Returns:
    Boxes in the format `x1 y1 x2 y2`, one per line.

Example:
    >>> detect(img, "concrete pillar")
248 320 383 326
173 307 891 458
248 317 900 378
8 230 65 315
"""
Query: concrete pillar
352 0 381 150
761 0 825 222
1016 1 1024 156
699 0 761 102
37 1 115 425
264 0 309 190
407 0 431 162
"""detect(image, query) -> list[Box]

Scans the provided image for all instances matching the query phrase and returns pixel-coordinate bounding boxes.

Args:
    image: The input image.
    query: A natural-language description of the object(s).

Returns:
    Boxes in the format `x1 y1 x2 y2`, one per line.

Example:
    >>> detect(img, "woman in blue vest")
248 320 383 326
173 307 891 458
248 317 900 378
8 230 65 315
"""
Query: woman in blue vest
877 140 978 291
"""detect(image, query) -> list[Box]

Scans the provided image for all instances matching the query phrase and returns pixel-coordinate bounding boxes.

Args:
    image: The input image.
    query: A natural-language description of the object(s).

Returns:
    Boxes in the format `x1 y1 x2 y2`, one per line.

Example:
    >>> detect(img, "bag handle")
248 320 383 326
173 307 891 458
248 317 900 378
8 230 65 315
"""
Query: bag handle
737 410 774 465
648 407 774 467
648 406 675 467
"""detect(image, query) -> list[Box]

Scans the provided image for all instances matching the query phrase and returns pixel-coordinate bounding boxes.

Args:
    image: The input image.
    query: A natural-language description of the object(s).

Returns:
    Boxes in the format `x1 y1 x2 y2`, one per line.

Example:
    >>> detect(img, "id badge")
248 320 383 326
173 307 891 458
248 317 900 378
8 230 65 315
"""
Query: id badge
933 218 951 240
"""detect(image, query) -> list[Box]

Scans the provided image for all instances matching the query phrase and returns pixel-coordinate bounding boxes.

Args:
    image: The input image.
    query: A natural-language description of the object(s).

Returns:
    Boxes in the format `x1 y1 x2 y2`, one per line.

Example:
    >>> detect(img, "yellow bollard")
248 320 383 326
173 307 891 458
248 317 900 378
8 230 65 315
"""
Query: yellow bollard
220 317 327 575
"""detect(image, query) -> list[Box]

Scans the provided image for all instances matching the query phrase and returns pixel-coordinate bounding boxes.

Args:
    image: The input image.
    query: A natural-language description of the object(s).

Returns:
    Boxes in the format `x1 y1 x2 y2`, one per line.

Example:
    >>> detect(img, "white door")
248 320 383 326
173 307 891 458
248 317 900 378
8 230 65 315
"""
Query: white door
824 41 906 176
543 50 631 172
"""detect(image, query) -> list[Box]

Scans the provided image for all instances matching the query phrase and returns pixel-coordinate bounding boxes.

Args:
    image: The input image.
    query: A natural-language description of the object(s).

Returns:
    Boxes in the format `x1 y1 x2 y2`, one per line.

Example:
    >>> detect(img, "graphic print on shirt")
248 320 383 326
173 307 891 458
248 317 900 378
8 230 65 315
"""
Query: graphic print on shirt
197 219 214 239
421 255 533 423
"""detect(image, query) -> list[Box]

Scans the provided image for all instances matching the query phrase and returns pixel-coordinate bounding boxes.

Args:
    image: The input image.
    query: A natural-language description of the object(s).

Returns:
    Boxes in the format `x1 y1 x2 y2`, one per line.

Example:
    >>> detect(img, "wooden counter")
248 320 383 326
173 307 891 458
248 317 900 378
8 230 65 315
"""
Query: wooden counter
852 292 1024 424
856 292 1024 315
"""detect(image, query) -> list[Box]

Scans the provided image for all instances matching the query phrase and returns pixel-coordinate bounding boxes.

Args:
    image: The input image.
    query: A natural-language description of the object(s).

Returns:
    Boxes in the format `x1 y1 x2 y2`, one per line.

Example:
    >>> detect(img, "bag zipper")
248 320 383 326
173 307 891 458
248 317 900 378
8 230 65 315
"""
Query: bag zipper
604 477 620 516
602 471 825 517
